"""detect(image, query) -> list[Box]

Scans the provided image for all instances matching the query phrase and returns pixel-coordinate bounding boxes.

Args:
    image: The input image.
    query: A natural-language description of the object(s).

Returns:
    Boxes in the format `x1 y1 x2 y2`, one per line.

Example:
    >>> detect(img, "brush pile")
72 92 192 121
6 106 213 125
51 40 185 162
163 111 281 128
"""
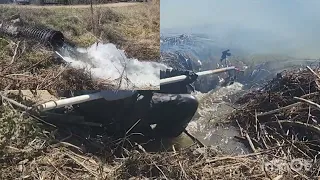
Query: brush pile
229 66 320 179
2 66 320 179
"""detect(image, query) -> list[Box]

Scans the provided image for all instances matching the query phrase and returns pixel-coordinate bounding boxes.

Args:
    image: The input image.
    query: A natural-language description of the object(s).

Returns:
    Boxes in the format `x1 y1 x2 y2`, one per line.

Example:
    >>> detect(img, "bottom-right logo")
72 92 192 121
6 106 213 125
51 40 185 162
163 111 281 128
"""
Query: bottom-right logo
263 158 312 173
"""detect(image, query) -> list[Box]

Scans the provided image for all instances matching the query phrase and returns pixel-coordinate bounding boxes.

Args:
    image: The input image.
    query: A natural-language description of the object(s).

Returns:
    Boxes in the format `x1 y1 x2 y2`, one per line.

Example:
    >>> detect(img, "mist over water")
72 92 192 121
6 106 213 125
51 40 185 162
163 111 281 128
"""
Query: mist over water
161 0 320 59
59 43 168 89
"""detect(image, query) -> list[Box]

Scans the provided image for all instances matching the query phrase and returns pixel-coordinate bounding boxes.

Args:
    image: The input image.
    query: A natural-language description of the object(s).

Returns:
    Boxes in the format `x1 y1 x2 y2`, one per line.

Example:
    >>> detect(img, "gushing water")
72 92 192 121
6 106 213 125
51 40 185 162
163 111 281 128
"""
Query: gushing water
186 82 249 154
190 82 244 132
59 43 168 89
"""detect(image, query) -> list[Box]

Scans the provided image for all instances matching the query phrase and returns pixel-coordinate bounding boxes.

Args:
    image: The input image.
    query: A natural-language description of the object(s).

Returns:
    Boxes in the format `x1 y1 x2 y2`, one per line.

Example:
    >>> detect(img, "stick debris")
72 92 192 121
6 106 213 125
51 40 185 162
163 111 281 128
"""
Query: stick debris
2 66 320 179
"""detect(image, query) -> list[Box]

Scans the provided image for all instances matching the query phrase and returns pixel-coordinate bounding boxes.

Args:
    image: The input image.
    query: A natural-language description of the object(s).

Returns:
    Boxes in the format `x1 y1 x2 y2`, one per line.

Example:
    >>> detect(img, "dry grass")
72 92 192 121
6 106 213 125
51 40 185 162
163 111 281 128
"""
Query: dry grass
0 101 279 180
0 101 299 179
0 1 159 90
226 66 320 179
3 66 320 179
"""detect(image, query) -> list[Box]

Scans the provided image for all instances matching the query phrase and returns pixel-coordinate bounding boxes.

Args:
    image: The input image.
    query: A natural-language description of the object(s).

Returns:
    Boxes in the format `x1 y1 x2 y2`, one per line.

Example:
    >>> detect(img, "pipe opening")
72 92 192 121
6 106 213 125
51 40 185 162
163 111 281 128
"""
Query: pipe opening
48 31 64 49
0 22 65 49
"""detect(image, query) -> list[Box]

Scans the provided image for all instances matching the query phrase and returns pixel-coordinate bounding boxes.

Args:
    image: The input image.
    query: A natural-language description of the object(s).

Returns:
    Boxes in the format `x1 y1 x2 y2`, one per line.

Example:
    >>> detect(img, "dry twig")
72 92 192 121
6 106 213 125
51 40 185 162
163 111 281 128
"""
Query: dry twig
307 66 320 79
10 41 20 64
294 97 320 111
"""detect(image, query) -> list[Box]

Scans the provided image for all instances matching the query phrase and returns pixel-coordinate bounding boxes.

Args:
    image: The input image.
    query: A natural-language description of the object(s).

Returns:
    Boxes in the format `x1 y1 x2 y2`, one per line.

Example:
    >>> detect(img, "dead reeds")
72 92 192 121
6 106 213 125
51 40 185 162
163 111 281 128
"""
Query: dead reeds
3 65 320 179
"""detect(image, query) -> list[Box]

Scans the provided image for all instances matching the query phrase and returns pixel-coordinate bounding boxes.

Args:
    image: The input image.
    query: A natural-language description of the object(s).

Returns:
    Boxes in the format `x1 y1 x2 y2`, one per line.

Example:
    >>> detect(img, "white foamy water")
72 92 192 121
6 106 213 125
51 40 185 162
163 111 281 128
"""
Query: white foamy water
59 43 168 89
189 82 244 132
185 82 249 154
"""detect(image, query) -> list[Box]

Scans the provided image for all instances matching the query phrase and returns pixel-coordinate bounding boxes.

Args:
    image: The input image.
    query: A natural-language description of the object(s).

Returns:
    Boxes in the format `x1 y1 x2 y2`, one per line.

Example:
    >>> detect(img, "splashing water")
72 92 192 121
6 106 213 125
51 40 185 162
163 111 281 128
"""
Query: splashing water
186 82 250 154
59 43 168 89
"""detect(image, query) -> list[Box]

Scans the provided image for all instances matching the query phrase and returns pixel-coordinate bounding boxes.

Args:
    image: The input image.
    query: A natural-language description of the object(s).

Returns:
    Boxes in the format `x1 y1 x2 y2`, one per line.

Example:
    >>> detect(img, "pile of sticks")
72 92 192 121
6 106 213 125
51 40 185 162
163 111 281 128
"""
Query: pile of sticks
228 66 320 176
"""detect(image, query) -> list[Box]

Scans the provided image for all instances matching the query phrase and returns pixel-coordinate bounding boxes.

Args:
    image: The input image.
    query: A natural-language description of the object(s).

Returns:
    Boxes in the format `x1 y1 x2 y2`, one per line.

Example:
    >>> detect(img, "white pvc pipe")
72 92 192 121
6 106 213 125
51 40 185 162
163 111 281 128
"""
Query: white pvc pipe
159 66 236 85
36 66 235 112
36 92 103 112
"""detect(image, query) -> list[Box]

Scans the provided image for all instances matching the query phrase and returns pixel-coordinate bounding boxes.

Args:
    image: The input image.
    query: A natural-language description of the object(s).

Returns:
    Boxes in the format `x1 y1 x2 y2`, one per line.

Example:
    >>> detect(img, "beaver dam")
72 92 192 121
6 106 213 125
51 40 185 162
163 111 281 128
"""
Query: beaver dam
1 66 320 179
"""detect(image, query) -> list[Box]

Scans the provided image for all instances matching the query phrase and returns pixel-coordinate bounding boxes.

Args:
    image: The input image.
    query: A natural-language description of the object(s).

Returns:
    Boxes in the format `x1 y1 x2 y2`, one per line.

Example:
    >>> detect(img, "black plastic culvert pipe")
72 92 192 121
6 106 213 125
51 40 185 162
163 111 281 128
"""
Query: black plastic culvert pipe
0 21 65 49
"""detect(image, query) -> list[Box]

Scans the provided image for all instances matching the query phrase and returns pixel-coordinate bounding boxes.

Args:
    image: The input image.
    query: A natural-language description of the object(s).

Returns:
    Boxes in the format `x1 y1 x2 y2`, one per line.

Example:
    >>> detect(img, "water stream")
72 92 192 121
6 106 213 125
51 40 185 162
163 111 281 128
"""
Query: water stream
57 42 167 89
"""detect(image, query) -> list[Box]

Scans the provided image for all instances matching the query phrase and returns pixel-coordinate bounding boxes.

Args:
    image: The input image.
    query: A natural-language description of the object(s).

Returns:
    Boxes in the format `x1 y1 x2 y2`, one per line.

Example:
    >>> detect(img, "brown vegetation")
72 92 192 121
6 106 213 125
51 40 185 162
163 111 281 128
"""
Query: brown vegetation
1 65 320 179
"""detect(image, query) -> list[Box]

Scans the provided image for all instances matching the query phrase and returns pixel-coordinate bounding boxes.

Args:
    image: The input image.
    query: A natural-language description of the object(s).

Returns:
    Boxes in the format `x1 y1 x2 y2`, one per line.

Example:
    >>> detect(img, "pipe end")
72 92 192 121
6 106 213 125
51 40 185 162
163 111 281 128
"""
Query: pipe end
49 31 64 49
